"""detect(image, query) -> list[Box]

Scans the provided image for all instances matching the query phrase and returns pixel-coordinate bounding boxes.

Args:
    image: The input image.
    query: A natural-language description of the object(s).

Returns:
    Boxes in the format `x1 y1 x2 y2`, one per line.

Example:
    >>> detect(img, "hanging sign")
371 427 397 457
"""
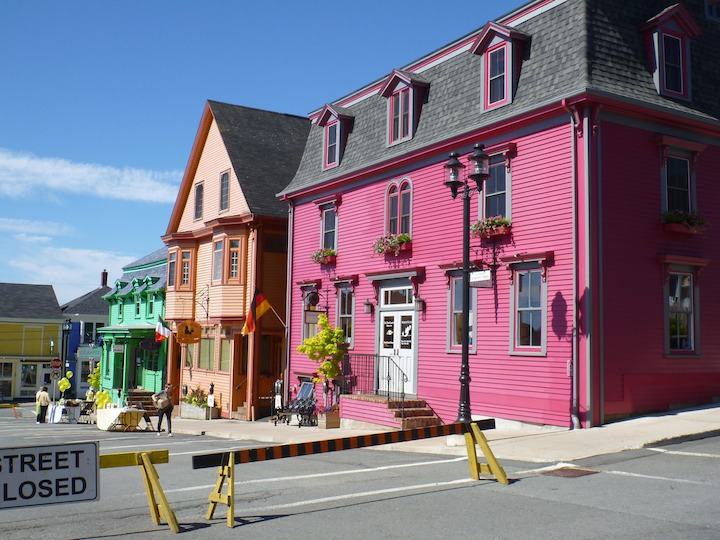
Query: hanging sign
176 320 202 344
469 270 493 288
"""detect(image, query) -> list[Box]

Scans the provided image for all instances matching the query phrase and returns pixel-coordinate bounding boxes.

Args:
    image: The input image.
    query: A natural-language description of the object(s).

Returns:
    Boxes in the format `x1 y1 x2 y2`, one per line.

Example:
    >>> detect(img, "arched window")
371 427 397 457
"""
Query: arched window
386 179 412 235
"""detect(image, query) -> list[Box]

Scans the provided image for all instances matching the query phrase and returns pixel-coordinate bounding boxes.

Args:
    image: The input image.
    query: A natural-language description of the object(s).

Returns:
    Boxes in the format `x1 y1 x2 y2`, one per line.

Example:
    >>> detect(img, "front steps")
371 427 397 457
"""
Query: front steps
341 394 440 430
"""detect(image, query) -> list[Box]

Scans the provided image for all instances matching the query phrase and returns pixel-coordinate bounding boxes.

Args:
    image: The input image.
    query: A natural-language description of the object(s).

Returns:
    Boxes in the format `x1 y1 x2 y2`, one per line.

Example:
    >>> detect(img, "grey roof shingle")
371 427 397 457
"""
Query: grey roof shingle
207 101 310 218
279 0 718 197
0 283 62 319
104 247 168 298
60 286 112 315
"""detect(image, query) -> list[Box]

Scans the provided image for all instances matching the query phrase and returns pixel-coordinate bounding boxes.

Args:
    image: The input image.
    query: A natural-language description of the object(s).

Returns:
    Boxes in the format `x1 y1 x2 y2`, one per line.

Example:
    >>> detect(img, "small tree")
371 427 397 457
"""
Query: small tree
297 313 345 385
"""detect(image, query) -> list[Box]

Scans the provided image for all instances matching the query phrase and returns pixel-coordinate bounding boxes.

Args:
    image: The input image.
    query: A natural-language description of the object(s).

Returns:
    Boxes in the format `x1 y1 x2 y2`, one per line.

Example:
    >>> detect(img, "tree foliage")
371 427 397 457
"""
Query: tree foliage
296 313 345 382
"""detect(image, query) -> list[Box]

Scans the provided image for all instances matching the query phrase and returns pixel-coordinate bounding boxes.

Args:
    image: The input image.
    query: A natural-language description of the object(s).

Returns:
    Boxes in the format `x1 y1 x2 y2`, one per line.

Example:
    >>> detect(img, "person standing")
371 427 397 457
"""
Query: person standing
36 386 50 424
152 384 174 437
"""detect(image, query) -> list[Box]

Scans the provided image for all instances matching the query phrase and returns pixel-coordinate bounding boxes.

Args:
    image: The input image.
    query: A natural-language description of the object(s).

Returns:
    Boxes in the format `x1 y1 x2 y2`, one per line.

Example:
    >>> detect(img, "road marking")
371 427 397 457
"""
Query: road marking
164 457 467 494
239 478 477 513
605 470 713 485
648 447 720 459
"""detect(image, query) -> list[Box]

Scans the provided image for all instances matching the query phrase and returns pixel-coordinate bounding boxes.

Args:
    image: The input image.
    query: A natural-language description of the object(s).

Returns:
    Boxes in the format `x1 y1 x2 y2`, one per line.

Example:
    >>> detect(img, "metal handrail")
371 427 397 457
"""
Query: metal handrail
341 353 407 418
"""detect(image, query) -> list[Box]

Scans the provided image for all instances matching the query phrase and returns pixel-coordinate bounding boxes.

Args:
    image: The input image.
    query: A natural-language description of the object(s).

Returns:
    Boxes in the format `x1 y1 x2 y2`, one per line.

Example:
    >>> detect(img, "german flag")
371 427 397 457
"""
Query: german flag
241 287 271 336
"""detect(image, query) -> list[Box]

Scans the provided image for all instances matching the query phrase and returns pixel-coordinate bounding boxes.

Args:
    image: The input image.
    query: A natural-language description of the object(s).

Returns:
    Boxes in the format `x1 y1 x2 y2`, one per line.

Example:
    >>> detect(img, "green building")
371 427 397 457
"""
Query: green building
98 247 168 405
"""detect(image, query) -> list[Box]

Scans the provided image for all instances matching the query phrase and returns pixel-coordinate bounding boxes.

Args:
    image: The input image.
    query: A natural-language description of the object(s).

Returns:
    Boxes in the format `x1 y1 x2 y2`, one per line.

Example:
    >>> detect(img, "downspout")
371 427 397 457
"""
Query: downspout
283 200 295 407
562 98 582 430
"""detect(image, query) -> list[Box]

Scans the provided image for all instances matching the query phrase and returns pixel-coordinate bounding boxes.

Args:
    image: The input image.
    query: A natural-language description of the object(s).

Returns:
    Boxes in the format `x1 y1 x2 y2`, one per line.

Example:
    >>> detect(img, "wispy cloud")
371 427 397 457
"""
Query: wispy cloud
8 246 137 305
0 148 181 203
0 217 75 237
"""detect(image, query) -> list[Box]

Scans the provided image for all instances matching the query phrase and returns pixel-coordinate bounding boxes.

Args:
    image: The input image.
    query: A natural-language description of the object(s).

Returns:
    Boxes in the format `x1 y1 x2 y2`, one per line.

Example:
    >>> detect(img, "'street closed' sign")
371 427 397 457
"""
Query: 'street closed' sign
1 442 99 509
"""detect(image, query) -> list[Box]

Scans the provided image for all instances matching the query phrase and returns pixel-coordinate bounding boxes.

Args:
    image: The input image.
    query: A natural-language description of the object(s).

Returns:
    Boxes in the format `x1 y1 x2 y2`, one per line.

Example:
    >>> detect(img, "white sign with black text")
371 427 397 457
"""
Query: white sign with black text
0 442 99 509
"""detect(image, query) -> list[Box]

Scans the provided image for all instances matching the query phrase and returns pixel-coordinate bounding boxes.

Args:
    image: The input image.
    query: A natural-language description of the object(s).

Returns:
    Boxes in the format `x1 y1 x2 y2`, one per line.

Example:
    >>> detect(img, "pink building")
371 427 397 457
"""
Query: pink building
279 0 720 428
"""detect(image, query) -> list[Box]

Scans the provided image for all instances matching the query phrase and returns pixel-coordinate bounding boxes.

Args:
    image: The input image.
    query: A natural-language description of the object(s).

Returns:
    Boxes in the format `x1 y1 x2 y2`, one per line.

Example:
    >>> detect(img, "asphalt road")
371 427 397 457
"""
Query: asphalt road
1 409 719 539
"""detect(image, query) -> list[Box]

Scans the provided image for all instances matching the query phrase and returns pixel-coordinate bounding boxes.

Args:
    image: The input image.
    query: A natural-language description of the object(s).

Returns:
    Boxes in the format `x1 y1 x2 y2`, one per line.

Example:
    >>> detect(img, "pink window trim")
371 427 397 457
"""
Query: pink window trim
485 42 509 110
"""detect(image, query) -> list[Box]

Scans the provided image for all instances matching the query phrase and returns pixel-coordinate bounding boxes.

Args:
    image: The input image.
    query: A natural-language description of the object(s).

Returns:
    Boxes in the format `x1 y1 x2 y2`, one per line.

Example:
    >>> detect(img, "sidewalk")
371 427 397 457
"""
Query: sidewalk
171 403 720 463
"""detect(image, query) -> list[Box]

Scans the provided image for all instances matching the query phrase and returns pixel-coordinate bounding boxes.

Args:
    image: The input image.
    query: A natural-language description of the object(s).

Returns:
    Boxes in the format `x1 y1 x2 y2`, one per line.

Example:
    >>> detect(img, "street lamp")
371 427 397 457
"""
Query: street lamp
443 143 490 422
61 319 72 398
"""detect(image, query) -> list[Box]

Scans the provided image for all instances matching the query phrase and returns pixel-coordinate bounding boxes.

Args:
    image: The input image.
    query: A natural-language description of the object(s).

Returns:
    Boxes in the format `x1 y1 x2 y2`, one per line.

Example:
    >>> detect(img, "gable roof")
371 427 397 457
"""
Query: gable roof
279 0 719 199
165 101 310 233
0 283 62 320
60 286 112 315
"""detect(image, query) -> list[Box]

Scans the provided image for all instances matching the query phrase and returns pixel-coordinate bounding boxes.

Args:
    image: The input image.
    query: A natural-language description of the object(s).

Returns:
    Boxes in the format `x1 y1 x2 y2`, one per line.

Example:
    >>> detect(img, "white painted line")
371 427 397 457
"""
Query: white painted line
648 447 720 459
165 457 467 494
605 470 713 486
243 478 476 513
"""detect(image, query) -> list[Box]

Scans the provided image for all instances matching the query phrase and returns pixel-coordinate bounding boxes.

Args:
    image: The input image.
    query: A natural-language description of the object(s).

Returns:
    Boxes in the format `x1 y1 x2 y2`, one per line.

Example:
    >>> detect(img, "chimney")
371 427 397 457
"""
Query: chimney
101 269 108 287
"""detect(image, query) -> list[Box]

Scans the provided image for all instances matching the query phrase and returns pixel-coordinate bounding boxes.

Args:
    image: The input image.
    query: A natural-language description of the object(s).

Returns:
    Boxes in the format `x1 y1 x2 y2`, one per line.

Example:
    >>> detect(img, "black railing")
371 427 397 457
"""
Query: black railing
341 353 408 418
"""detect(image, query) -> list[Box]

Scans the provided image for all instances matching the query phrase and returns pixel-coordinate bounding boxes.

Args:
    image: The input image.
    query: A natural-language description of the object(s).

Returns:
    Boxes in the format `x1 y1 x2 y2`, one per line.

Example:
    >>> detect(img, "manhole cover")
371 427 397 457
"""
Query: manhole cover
541 467 599 478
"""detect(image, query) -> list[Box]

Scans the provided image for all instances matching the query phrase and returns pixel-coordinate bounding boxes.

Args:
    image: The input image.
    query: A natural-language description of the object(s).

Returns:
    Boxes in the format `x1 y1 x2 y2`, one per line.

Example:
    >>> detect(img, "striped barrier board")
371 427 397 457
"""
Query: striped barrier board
192 419 495 469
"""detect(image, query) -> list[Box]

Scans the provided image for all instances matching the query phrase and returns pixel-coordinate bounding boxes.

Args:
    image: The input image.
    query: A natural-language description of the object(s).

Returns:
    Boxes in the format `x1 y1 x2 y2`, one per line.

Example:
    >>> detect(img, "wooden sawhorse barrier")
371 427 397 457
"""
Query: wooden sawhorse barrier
100 449 179 533
192 420 507 528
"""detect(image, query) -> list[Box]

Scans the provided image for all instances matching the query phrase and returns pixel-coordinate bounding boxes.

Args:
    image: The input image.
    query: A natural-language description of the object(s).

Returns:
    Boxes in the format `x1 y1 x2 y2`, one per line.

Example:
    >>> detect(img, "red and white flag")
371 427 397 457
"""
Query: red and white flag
155 320 172 342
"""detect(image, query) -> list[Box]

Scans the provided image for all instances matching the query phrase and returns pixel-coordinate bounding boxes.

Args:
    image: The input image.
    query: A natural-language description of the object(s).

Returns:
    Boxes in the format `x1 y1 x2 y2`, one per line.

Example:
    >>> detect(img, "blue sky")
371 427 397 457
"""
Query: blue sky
0 0 519 305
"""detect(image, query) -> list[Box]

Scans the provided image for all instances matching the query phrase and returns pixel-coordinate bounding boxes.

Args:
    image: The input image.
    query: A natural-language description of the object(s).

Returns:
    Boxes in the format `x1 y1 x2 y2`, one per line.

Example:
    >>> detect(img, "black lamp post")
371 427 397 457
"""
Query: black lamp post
443 144 490 422
62 318 72 397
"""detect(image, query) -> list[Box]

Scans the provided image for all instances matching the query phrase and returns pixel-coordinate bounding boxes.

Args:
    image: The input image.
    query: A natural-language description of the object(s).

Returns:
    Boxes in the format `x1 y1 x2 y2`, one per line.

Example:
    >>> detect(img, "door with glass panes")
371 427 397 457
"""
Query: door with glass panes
378 284 416 395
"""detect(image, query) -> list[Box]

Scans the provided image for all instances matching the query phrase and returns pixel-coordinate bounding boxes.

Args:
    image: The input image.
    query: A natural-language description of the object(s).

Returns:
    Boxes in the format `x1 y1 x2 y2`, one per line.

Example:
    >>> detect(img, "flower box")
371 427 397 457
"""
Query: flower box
470 216 512 239
181 402 220 420
373 233 412 256
474 225 511 239
310 248 337 265
663 223 704 235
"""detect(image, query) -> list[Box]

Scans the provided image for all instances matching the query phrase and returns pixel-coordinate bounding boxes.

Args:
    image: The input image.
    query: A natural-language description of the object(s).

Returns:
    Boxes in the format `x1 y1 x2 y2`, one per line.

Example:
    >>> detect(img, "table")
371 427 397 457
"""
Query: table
48 404 81 423
96 408 152 431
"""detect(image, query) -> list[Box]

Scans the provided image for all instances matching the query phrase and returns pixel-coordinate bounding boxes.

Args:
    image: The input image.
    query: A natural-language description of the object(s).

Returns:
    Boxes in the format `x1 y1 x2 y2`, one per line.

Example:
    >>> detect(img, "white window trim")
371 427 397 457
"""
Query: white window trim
447 273 477 354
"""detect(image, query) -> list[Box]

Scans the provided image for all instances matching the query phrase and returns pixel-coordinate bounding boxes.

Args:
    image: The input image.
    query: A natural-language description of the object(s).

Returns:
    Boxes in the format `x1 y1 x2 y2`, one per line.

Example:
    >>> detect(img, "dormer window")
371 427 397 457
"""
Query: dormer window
640 4 701 100
471 22 529 112
325 121 338 167
487 44 508 107
390 87 411 143
380 70 429 147
317 104 354 171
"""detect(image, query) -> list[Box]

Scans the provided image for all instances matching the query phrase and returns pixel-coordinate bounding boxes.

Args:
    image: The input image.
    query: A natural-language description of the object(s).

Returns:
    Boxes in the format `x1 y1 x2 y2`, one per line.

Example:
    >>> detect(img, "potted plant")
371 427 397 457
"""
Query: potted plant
471 215 512 238
663 210 706 234
180 385 220 420
310 247 337 264
316 404 341 429
297 313 345 427
372 233 412 256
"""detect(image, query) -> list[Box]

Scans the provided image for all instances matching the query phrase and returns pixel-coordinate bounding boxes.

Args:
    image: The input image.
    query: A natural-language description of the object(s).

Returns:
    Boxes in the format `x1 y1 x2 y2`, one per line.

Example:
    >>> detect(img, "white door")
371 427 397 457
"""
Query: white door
378 310 416 395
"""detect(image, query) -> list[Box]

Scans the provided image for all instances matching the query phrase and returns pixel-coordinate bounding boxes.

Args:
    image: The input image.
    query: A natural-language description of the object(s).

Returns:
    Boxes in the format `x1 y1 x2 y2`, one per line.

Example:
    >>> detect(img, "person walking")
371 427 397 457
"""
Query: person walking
152 384 174 436
36 386 51 424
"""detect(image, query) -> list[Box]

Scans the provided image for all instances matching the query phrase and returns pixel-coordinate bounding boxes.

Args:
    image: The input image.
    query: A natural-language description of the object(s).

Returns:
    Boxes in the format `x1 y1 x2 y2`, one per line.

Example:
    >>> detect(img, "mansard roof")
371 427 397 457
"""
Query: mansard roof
104 247 168 298
279 0 719 198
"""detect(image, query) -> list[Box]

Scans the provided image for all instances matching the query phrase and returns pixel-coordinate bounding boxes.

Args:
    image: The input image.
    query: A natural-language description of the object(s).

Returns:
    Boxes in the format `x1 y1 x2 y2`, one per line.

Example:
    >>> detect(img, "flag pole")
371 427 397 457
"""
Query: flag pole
268 304 287 328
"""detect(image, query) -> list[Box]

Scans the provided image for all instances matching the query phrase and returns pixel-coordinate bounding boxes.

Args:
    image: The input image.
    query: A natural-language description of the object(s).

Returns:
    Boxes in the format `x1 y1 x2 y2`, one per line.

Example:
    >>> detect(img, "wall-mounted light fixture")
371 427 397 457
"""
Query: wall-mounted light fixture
363 299 375 314
414 297 426 313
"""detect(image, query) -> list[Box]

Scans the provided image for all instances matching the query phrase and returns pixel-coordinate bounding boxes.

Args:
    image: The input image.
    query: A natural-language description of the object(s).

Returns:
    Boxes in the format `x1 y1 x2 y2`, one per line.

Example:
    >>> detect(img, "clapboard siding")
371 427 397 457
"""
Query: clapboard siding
289 123 575 427
600 120 720 414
